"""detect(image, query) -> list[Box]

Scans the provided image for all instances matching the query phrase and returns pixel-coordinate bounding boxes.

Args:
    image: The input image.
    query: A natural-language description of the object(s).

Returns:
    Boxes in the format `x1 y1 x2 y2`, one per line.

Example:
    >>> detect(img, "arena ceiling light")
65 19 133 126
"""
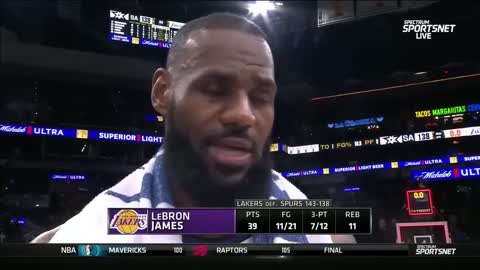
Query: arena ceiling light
248 1 276 16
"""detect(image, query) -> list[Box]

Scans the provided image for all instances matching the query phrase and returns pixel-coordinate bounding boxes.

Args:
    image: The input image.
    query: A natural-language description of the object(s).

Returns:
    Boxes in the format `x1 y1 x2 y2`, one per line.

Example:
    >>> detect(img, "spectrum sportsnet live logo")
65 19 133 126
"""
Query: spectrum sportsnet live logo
402 20 456 39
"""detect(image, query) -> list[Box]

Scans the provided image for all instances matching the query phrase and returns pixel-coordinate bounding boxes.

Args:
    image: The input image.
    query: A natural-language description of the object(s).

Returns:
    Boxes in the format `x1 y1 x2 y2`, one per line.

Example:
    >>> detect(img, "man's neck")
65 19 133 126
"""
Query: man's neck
170 183 238 240
171 183 197 208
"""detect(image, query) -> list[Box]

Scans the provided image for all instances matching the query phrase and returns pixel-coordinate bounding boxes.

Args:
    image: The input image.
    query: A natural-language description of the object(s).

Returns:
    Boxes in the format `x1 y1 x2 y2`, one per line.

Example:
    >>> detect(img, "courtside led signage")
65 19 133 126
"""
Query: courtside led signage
467 104 480 112
284 144 319 155
145 115 164 122
327 117 384 129
50 174 87 181
415 104 474 118
460 155 480 162
281 154 480 178
412 169 454 182
270 143 280 152
28 126 77 138
432 105 466 116
378 134 415 145
401 158 449 168
415 110 431 118
443 126 480 138
0 124 27 134
411 166 480 182
344 186 360 192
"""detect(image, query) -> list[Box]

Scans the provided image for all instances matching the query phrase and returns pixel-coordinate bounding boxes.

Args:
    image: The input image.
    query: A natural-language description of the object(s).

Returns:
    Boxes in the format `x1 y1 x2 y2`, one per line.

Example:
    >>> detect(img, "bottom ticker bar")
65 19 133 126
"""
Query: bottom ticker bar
205 245 408 256
1 244 480 257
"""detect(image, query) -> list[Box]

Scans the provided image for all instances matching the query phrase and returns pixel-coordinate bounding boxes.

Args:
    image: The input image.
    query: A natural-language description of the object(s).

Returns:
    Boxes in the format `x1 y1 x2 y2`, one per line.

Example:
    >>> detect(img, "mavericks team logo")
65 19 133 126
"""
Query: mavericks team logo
109 209 148 234
78 245 102 256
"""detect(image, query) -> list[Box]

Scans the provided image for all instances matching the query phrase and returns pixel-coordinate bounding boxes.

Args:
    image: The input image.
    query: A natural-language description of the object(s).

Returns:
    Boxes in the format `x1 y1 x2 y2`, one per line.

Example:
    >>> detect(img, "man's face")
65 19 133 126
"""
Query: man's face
167 29 276 185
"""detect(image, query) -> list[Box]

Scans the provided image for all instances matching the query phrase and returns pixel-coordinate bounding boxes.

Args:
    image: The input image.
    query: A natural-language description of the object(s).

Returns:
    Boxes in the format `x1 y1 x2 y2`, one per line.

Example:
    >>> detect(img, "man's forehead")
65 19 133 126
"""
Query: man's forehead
181 28 274 70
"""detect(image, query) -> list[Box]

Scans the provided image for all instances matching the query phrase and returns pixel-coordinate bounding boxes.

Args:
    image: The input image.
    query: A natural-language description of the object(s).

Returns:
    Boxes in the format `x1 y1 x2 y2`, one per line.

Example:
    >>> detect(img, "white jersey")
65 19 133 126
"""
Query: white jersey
41 150 332 244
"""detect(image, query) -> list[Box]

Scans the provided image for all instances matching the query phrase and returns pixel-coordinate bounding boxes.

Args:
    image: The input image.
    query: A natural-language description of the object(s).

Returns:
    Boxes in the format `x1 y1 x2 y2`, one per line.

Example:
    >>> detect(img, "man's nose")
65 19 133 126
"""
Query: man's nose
219 92 255 128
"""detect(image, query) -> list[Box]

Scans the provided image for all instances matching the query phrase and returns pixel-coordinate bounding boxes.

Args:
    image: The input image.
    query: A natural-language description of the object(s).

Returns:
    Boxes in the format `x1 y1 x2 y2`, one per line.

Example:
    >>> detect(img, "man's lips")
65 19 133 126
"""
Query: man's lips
206 137 254 167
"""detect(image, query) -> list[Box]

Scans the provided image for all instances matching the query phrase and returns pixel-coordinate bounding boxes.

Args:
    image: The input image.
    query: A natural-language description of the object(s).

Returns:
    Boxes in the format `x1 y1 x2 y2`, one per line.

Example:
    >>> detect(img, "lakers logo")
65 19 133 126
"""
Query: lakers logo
109 209 148 234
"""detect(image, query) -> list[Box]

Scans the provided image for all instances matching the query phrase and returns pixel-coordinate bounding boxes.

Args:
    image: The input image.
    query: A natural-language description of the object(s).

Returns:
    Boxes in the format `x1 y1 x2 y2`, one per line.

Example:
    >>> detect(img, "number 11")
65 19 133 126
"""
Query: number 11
349 222 357 230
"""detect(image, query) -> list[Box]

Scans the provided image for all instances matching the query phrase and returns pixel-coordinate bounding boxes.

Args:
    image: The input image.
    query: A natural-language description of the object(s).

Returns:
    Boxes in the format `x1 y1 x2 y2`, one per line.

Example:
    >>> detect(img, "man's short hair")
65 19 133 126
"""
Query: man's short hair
166 12 268 71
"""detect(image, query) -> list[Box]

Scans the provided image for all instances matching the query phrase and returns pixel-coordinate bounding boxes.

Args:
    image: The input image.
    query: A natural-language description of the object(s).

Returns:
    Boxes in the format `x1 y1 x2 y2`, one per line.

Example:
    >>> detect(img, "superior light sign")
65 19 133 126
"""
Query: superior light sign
0 123 281 151
88 130 163 143
0 123 164 144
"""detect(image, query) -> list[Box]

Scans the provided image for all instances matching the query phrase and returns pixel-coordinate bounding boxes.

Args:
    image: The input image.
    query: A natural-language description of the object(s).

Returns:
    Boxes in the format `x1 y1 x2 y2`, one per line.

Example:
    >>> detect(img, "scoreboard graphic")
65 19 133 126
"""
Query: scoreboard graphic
109 10 184 49
107 200 372 235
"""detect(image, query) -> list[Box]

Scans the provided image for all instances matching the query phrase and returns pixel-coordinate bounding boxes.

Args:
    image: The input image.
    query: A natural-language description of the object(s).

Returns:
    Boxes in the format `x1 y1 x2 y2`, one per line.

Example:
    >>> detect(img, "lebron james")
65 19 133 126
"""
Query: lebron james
33 13 353 244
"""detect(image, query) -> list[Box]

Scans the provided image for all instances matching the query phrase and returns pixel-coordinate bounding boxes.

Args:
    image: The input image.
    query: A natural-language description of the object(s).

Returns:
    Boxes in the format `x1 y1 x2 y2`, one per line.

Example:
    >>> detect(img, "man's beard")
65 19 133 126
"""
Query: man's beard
163 113 273 208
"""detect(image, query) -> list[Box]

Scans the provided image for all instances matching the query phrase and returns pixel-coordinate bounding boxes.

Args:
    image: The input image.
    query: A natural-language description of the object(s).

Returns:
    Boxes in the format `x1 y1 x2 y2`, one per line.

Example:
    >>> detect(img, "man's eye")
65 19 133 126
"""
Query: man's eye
202 85 225 96
251 94 273 105
252 88 275 104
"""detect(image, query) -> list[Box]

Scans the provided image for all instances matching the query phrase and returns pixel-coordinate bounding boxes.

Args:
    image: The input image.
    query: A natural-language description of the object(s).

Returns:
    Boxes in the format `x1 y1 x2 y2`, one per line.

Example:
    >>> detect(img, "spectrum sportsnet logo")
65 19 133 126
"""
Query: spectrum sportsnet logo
415 245 456 256
0 124 27 134
402 20 456 39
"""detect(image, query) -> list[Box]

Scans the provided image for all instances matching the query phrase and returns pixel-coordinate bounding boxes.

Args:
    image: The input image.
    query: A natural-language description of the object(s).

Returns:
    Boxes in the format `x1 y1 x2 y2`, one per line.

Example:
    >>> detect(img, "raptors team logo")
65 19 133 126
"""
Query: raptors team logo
109 209 148 234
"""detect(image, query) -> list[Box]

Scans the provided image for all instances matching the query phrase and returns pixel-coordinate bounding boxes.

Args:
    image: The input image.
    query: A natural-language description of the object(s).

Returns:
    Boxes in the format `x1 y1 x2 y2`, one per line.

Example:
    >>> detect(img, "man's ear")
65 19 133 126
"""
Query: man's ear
151 68 172 116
